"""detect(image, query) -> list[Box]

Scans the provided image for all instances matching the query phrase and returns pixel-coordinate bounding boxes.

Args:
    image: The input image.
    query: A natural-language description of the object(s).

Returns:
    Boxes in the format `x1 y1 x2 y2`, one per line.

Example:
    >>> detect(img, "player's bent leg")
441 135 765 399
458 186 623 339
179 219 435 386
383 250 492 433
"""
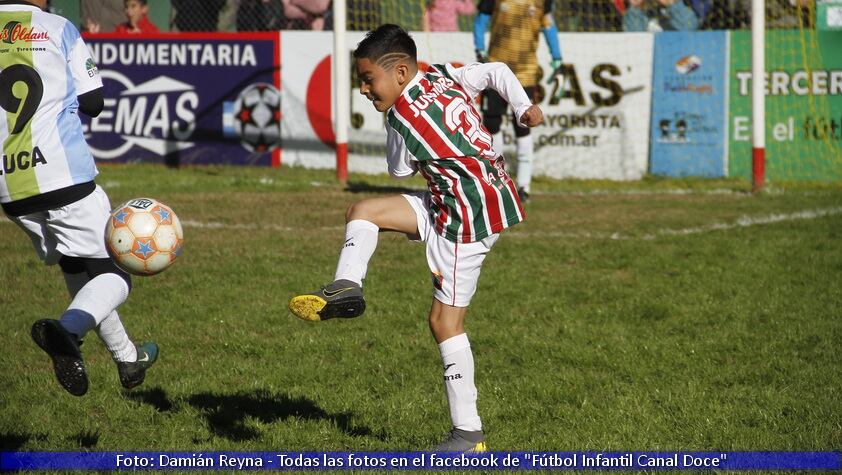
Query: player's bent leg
345 195 419 235
289 196 419 322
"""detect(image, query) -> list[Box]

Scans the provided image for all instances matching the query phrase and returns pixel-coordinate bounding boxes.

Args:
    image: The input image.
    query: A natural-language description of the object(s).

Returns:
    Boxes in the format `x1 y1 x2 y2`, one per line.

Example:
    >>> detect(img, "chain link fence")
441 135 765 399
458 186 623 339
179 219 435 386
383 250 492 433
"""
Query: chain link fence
76 0 815 33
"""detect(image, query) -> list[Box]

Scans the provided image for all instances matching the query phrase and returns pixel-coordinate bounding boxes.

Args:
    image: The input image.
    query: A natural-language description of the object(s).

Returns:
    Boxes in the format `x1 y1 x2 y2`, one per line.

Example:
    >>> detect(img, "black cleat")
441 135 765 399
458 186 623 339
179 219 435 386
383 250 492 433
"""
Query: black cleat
118 342 159 390
31 319 88 396
288 279 366 321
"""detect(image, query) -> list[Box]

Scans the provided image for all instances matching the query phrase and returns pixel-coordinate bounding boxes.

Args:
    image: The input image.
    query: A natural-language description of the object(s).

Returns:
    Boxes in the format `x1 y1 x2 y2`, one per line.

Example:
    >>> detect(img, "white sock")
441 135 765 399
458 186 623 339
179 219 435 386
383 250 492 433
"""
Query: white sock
439 333 482 431
333 219 379 286
516 135 534 193
96 311 137 363
60 273 130 339
492 131 504 158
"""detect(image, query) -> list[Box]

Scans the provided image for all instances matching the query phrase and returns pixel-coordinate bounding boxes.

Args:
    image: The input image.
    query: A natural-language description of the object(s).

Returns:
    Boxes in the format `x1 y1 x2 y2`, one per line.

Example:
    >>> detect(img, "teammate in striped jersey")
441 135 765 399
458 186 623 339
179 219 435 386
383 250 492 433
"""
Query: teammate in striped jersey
288 24 543 451
0 0 157 396
474 0 563 202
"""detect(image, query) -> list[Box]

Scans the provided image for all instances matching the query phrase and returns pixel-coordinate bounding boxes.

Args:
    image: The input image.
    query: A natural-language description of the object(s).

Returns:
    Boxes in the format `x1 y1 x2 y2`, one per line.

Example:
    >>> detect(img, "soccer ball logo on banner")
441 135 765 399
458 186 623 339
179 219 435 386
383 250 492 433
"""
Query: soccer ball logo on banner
105 198 184 276
229 83 282 153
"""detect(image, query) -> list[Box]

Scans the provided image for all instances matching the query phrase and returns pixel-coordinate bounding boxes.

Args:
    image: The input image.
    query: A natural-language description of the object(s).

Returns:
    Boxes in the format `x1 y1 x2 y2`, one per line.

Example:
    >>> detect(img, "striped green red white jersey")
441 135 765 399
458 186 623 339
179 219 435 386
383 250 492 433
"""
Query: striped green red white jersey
385 62 531 243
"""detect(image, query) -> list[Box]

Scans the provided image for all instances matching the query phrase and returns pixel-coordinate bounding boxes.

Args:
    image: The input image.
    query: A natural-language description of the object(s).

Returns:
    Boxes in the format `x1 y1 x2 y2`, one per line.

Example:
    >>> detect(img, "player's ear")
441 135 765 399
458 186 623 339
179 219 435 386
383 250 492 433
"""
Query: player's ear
395 62 410 85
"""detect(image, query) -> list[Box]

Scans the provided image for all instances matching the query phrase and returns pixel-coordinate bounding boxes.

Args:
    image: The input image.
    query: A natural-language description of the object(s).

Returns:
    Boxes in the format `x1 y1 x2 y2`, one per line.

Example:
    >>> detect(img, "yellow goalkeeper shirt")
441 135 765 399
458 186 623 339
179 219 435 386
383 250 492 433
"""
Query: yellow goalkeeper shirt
482 0 553 87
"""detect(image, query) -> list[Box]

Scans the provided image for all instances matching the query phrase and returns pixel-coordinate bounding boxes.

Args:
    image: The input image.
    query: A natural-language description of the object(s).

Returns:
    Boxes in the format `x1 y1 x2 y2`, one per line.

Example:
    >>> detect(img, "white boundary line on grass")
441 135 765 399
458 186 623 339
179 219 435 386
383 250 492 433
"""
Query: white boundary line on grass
505 206 842 240
2 207 840 241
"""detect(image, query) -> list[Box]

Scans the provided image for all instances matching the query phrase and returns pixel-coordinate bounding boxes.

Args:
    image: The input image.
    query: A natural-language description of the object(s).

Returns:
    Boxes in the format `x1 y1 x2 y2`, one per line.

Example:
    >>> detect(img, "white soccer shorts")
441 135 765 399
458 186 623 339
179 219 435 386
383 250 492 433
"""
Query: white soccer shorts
402 192 499 307
10 185 112 265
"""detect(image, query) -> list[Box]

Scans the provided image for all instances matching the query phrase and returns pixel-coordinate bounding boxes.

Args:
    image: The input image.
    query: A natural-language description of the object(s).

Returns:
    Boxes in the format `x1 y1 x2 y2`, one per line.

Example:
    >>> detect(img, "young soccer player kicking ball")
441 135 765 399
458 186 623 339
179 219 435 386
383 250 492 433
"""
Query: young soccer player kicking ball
288 24 542 451
0 0 157 396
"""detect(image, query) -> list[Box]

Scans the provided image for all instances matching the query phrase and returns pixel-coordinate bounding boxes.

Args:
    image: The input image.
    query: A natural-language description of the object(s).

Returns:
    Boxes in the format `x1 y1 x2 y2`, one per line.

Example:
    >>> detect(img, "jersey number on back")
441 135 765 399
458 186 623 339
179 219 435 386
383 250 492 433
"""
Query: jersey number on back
0 65 44 135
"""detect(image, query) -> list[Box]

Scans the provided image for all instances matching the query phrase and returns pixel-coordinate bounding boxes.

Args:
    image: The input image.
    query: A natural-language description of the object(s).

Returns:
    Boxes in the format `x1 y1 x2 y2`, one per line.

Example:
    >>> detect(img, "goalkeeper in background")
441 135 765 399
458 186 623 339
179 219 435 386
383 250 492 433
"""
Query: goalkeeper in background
474 0 562 202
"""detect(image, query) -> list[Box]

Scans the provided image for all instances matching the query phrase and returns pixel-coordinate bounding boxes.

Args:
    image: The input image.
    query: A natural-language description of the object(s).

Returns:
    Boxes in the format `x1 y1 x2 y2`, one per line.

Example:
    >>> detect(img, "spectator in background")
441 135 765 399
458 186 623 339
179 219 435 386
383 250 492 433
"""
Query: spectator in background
237 0 285 31
283 0 331 30
423 0 475 31
82 0 127 32
687 0 711 25
114 0 160 34
622 0 699 31
172 0 226 31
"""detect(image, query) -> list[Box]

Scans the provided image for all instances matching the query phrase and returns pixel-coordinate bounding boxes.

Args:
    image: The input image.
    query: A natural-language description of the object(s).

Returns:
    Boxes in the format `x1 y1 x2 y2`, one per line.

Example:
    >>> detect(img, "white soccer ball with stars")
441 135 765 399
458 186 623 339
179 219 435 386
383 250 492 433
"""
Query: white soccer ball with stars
232 82 281 153
105 198 184 276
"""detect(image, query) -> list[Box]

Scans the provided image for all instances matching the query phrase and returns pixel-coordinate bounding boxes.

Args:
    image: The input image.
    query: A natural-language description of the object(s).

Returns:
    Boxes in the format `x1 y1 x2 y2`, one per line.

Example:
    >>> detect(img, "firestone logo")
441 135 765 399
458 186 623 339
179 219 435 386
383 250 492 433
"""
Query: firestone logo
1 21 49 44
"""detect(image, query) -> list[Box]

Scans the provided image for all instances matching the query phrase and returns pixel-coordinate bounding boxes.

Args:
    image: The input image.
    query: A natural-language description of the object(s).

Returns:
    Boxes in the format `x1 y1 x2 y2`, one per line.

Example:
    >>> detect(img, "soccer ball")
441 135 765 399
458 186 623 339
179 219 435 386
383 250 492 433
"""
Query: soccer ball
232 82 281 153
105 198 184 276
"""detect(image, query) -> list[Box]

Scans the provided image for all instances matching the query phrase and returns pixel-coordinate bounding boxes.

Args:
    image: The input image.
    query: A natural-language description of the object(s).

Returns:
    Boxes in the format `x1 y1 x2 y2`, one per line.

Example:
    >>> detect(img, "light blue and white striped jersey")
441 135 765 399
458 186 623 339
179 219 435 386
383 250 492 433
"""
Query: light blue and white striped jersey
0 2 102 203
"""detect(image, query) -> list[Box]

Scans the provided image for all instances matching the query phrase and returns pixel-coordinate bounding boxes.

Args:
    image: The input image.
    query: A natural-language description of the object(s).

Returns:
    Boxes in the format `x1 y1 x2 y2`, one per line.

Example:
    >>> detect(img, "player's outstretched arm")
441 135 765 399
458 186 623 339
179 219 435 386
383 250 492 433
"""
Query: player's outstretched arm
446 62 534 126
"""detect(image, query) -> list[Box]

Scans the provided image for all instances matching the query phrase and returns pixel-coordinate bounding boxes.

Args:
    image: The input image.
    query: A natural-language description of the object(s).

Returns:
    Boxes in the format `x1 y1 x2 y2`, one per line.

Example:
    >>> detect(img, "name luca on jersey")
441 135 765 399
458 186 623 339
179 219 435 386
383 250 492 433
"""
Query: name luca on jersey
0 147 47 175
408 76 455 117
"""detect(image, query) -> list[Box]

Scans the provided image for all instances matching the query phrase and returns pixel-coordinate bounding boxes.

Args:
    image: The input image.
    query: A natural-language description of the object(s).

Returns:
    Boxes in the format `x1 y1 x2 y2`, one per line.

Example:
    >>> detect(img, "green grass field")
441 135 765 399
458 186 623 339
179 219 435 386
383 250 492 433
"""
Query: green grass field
1 164 840 467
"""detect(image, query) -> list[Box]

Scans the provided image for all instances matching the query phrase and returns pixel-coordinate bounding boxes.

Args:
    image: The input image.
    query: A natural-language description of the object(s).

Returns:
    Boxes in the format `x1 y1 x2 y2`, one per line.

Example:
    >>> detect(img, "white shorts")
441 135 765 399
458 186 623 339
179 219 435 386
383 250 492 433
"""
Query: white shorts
10 185 112 265
402 192 499 307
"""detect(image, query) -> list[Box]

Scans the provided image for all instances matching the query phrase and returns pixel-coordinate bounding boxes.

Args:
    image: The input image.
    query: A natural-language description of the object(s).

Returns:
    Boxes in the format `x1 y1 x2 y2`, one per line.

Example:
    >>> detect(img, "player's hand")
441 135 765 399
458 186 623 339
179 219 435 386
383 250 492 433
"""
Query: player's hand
546 58 562 84
475 49 488 63
520 105 544 127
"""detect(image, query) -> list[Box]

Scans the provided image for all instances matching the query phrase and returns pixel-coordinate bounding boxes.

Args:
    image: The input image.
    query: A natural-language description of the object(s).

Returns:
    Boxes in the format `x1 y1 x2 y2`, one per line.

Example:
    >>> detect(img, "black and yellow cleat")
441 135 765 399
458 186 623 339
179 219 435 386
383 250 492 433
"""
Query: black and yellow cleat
288 279 366 322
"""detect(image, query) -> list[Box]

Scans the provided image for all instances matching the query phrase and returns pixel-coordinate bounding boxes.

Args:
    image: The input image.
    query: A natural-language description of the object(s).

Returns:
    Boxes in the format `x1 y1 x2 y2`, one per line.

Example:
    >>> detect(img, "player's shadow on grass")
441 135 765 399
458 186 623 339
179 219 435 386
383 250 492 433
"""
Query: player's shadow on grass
345 181 422 195
124 387 177 413
70 430 99 449
0 432 47 450
186 389 382 442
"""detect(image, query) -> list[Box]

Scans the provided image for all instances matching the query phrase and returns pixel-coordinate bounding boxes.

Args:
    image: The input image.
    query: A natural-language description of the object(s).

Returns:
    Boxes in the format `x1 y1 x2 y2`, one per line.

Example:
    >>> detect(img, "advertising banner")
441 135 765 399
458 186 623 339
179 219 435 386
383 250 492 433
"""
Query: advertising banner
729 30 842 181
83 33 281 167
650 31 729 177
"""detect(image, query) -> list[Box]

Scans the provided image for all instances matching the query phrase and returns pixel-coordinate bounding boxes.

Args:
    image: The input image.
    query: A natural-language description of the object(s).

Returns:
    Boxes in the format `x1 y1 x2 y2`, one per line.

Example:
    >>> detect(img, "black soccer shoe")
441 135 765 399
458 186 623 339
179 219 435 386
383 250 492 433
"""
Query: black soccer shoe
117 342 159 390
288 279 366 321
31 319 88 397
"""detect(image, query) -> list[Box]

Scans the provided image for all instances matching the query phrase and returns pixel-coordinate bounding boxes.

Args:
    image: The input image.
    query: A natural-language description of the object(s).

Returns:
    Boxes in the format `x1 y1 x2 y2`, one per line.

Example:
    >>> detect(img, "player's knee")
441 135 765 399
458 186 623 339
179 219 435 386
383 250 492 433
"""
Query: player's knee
346 201 366 223
59 255 132 292
485 115 503 135
86 258 132 292
346 199 381 223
